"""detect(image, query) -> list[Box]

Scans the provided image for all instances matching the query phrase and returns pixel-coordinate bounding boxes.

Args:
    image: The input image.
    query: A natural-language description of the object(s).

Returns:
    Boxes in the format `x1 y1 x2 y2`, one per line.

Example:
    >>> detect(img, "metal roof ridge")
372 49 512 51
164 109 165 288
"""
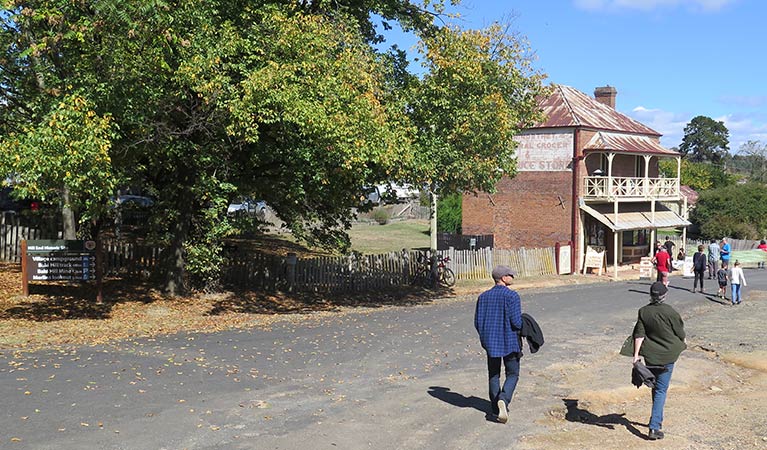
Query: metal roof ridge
556 84 582 127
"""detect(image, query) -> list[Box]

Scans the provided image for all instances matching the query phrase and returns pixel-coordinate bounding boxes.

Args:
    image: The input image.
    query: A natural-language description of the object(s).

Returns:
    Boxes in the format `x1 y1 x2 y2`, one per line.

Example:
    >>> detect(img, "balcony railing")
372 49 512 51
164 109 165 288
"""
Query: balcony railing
583 176 680 200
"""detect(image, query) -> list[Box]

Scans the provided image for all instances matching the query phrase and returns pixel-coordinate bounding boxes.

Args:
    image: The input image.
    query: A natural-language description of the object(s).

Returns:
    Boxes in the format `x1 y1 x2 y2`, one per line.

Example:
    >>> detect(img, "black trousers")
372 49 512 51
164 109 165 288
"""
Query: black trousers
693 269 705 291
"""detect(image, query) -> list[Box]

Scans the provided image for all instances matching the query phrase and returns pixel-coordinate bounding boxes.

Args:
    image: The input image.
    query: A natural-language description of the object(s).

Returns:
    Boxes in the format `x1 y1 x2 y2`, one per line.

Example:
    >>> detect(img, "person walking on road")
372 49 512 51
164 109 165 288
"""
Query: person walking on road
730 260 747 305
652 247 671 286
474 265 522 424
707 239 721 279
692 244 707 293
717 262 729 299
632 282 686 441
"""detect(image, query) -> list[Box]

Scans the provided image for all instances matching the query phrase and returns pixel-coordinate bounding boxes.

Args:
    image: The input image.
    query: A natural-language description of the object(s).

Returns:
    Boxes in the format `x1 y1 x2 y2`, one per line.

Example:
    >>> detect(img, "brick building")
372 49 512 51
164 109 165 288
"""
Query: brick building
462 84 689 277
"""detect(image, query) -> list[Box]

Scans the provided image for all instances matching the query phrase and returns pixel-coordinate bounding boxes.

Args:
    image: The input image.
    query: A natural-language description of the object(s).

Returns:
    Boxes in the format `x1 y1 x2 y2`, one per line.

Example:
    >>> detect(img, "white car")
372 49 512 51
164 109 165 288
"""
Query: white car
377 183 419 203
227 199 267 219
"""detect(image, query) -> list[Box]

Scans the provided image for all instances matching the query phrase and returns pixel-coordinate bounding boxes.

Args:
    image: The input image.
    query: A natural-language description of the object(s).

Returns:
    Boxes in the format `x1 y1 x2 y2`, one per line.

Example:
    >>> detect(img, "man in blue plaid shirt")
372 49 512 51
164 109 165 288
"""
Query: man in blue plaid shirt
474 265 523 424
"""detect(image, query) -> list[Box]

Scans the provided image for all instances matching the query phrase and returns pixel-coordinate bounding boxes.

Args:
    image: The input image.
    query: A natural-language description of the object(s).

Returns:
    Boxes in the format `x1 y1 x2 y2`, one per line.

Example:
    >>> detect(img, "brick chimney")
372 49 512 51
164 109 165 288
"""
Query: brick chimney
594 86 617 109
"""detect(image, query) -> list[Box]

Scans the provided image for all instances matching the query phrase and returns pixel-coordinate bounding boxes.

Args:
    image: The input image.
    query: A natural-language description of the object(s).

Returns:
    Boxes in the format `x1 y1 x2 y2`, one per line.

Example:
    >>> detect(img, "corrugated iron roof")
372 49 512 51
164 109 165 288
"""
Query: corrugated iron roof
680 185 699 205
582 202 690 231
535 85 661 136
583 132 679 156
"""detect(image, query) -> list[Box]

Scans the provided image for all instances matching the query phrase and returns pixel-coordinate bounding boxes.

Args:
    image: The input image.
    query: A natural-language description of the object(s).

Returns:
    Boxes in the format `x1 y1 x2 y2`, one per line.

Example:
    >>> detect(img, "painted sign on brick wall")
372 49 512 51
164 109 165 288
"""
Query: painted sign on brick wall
514 130 573 171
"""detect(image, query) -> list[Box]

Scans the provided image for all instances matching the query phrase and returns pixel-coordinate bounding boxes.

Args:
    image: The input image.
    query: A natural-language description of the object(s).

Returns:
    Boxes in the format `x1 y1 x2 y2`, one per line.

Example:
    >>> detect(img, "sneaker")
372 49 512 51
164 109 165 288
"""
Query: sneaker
648 429 665 440
496 400 508 424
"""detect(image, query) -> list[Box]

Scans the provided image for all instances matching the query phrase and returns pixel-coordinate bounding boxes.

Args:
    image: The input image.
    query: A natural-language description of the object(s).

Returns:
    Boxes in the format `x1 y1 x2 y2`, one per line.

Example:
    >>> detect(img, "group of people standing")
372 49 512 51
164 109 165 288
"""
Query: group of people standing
691 237 747 305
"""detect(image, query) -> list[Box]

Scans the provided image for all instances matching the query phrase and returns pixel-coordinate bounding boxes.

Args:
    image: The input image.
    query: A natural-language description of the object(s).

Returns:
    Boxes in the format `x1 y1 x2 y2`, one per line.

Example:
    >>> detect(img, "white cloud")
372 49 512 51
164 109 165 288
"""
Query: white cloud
629 106 689 148
625 106 767 152
716 114 767 152
574 0 736 12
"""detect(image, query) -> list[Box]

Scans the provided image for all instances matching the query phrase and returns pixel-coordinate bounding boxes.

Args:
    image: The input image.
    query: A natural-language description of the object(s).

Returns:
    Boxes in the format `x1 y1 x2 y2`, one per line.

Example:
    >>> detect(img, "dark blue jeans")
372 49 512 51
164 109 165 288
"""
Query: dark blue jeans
649 363 675 430
487 352 521 413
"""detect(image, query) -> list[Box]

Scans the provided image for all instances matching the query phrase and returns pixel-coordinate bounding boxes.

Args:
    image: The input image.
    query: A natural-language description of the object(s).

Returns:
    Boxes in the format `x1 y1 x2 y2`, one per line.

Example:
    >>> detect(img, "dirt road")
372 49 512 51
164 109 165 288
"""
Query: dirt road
1 273 765 449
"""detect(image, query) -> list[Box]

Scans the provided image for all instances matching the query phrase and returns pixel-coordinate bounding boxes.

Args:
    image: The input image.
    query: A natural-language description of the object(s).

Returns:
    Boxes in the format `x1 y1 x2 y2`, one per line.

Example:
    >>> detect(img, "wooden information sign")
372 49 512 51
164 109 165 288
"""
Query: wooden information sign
22 240 97 296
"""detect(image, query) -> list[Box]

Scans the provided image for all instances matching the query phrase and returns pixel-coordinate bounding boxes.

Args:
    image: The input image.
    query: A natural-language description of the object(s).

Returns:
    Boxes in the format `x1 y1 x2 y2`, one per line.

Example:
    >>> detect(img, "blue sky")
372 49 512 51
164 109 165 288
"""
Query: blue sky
382 0 766 152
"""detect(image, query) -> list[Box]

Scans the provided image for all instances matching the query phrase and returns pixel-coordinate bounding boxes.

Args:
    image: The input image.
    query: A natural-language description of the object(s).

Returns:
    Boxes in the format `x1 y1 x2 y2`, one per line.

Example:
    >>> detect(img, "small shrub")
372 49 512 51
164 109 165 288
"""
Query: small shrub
372 208 390 225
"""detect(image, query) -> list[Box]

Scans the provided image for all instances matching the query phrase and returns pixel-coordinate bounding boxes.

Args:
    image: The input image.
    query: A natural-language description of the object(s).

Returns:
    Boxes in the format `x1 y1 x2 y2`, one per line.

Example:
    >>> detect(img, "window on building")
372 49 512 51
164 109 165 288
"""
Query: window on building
586 217 607 247
622 229 649 246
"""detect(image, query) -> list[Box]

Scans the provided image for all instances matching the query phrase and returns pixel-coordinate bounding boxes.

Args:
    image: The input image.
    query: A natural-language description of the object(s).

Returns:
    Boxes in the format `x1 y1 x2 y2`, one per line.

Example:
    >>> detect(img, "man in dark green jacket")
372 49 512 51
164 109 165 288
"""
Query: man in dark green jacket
632 281 686 441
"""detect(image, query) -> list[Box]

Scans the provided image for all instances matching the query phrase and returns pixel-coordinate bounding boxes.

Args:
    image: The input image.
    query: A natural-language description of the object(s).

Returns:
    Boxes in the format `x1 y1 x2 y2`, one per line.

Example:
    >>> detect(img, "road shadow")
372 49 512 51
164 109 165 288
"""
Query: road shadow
427 386 497 422
702 294 729 305
562 398 648 440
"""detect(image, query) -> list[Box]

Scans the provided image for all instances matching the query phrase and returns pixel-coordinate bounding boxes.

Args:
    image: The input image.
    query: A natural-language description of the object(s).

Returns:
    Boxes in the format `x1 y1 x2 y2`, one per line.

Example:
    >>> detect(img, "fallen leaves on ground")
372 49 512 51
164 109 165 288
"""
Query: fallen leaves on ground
0 262 452 351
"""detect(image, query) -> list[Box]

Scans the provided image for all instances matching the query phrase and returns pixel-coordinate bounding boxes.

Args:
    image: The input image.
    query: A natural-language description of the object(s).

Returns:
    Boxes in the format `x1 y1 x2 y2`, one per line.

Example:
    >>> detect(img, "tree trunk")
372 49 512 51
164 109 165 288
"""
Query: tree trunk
162 187 194 297
61 186 76 239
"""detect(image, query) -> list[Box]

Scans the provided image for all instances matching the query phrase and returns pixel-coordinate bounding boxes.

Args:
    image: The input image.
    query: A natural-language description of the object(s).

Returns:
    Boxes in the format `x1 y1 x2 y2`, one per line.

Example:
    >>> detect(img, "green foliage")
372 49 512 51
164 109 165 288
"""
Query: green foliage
437 193 462 233
372 208 390 225
658 159 734 192
0 94 117 224
404 23 546 196
0 0 545 293
690 183 767 239
679 116 730 164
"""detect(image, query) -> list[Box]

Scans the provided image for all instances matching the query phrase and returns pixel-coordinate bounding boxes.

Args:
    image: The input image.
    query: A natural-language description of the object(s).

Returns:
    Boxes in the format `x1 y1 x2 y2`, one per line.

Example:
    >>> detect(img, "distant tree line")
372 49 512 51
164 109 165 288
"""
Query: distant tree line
662 115 767 239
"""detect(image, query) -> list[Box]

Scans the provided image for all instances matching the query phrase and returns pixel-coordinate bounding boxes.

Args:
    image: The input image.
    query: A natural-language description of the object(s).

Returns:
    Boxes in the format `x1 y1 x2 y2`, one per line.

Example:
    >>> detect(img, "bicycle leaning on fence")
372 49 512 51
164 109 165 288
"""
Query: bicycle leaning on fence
411 253 456 287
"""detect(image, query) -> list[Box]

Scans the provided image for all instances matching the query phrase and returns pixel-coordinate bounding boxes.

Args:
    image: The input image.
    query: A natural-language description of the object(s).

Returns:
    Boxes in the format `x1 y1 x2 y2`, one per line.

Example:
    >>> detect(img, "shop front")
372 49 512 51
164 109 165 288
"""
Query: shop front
580 201 690 270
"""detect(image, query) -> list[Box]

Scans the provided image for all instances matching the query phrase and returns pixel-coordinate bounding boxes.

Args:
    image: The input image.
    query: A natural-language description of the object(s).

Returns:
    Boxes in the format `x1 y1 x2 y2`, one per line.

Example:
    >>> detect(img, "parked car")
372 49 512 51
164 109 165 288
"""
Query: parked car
227 198 267 219
377 183 420 203
116 195 154 208
359 186 381 207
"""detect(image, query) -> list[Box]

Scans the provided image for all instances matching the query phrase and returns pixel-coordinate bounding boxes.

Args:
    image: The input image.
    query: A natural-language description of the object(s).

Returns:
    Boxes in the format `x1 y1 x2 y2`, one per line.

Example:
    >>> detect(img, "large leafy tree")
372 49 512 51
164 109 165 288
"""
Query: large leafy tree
1 1 545 295
679 115 730 164
403 23 546 250
0 0 433 294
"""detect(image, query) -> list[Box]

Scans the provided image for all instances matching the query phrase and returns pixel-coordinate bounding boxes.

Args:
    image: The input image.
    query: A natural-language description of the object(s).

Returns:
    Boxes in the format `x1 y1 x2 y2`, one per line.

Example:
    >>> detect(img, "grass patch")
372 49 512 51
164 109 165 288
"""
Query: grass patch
347 219 430 254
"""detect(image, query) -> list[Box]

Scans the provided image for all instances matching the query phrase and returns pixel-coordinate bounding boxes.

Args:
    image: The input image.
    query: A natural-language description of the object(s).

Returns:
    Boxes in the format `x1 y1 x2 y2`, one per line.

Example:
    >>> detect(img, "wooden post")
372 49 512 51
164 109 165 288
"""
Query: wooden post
286 252 297 292
21 240 29 296
96 238 103 304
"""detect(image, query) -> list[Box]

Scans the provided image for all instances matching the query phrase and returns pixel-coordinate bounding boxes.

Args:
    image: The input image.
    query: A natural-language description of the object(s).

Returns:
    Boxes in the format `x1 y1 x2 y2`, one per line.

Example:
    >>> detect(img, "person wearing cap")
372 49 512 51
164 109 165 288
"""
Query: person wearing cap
631 281 686 440
474 265 523 424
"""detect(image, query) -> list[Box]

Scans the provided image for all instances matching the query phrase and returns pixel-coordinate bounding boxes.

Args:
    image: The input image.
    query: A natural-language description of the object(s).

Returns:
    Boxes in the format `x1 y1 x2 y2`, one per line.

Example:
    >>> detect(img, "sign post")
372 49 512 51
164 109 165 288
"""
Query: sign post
22 240 97 296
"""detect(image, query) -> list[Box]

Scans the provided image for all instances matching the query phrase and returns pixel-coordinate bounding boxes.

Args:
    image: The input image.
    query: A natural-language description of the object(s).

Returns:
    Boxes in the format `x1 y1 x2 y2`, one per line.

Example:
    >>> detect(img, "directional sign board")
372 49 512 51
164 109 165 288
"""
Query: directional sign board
24 240 96 282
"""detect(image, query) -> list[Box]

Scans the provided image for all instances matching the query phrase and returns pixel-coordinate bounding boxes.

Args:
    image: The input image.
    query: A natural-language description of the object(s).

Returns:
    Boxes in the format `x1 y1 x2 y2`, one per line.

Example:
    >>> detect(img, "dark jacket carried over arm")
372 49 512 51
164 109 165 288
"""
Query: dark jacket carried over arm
520 313 544 354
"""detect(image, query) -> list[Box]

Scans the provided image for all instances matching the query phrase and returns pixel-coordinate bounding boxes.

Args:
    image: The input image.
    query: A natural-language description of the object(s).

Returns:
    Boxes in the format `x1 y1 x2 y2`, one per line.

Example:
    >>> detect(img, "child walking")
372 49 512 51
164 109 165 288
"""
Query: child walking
716 262 729 299
730 260 747 305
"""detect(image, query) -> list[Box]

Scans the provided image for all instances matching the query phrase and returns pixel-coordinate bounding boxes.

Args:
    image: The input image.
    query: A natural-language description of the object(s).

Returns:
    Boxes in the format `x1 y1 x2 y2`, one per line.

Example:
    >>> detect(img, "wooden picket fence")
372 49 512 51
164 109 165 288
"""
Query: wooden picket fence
102 239 163 278
1 212 62 262
2 211 559 292
442 247 557 281
221 247 557 292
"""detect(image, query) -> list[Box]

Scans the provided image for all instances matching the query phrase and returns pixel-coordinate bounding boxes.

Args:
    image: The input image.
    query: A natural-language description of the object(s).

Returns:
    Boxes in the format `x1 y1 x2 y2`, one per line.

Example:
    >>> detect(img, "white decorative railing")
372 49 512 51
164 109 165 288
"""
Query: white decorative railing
583 176 680 200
